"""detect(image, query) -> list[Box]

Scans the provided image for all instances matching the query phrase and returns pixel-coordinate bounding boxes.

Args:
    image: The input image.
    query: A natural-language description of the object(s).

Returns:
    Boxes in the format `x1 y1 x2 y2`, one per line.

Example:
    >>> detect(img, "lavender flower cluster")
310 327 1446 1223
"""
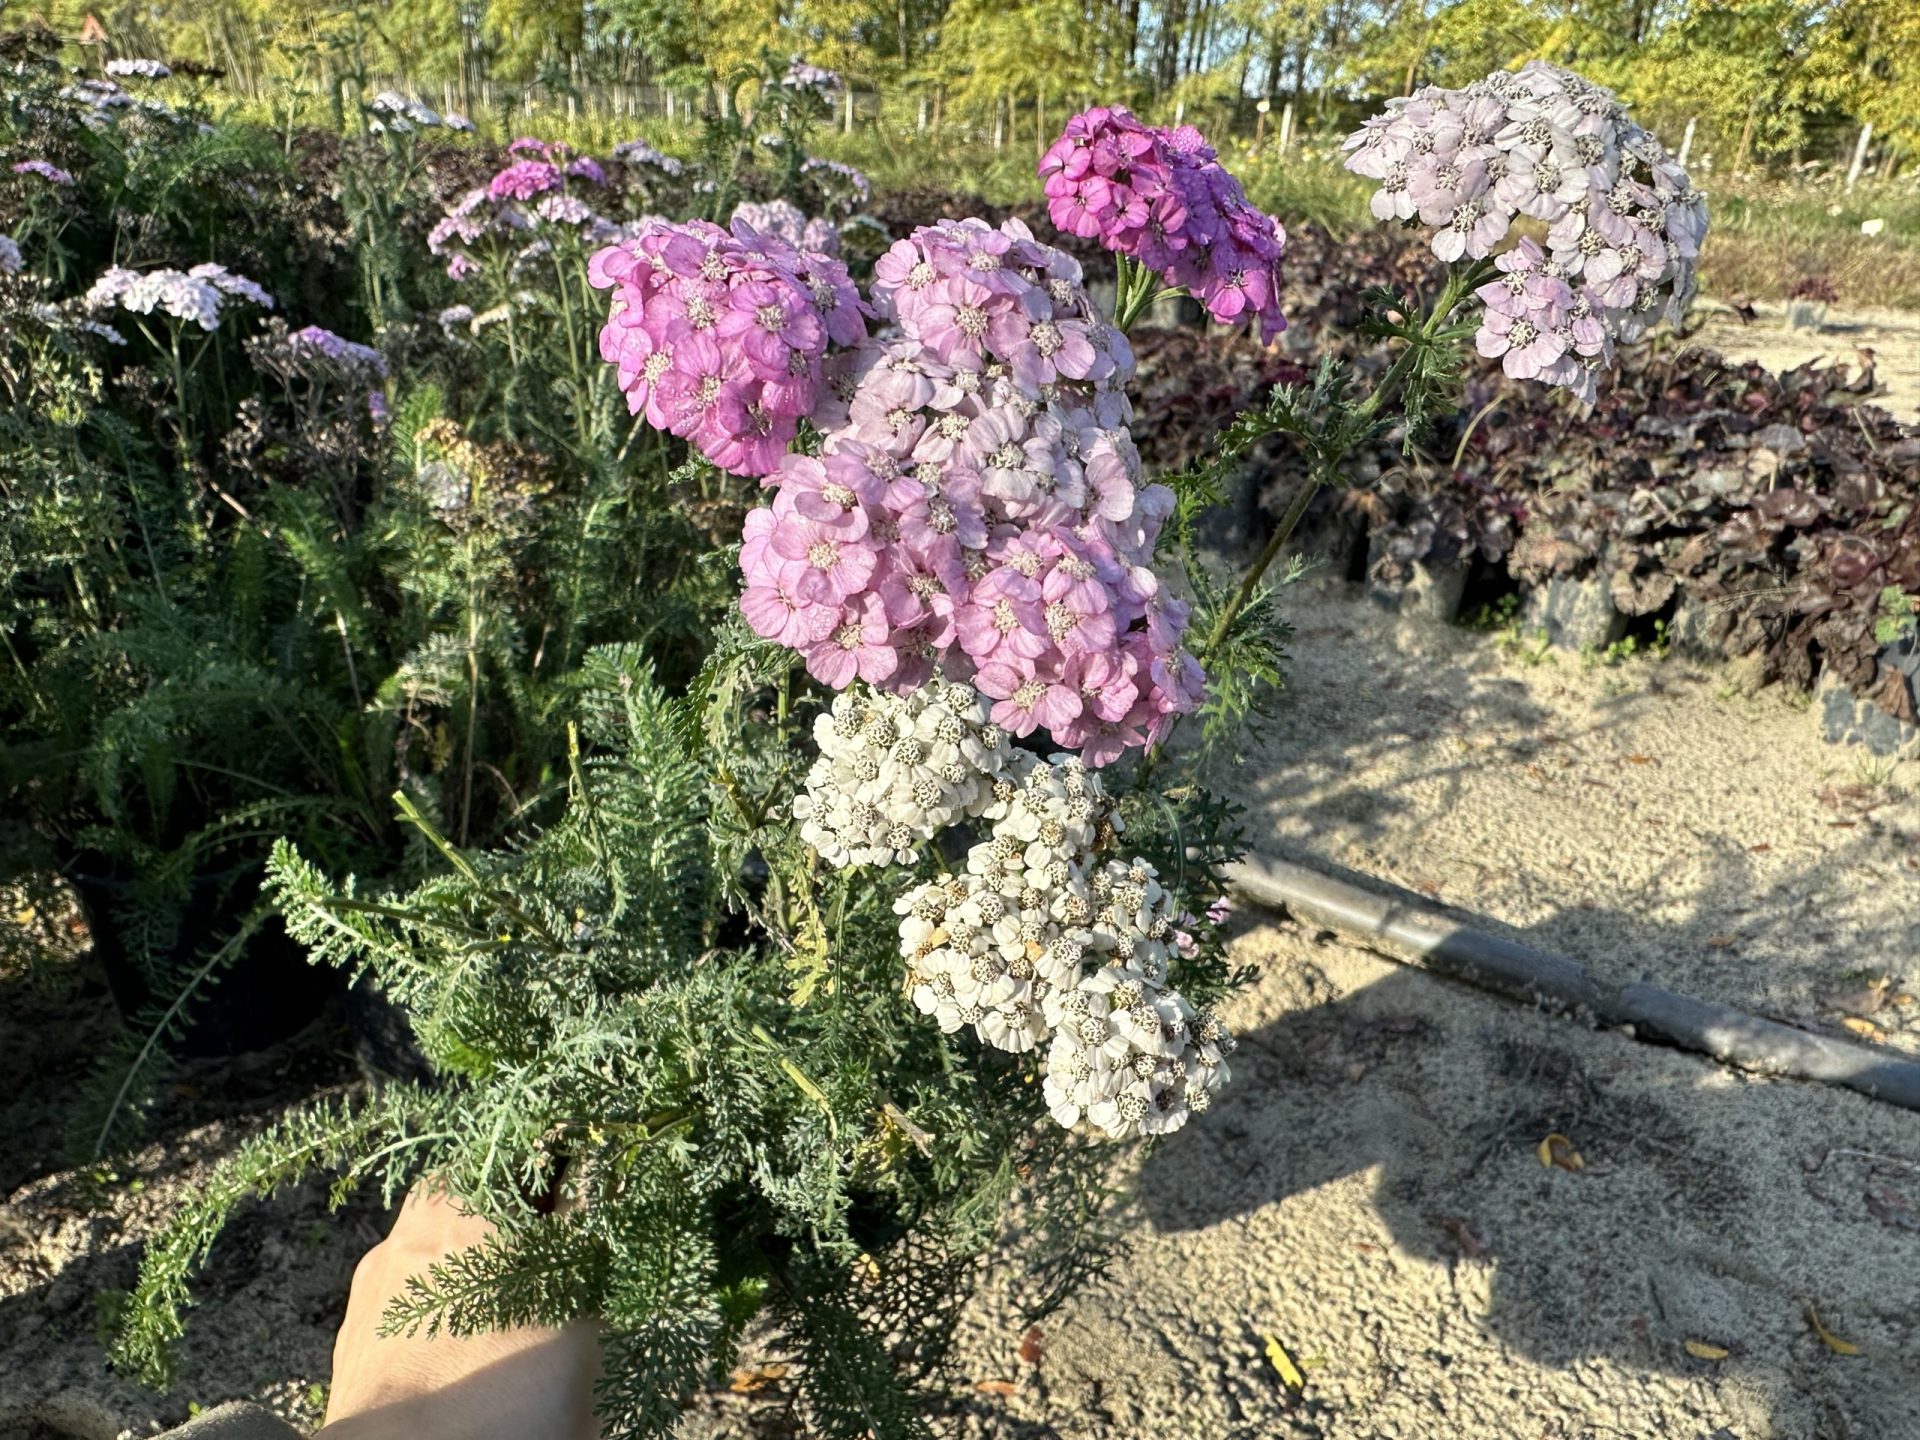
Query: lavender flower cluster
588 217 867 476
735 216 1199 761
84 263 274 331
1342 61 1707 401
782 58 843 95
610 139 685 177
892 748 1234 1139
730 198 841 257
0 236 23 275
1040 106 1288 341
799 157 872 213
12 160 75 187
430 139 634 282
287 324 389 380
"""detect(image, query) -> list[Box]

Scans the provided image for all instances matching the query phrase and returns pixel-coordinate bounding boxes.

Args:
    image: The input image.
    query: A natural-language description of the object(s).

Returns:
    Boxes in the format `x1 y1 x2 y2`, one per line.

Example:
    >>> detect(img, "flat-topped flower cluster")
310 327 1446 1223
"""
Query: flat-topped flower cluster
429 139 638 282
1040 105 1288 341
883 732 1232 1138
590 217 868 476
1343 60 1706 401
718 217 1202 759
84 263 274 331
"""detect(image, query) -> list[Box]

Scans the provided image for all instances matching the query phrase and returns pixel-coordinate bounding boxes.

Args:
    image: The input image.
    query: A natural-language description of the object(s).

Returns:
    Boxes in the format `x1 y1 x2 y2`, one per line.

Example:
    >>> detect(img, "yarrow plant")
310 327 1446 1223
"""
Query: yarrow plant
115 67 1708 1440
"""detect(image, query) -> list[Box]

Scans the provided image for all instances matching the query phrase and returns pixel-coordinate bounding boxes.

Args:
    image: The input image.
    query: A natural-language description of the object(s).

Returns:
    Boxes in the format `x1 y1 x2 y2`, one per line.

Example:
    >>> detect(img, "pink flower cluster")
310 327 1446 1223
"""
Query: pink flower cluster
1040 107 1288 342
431 141 632 282
588 217 867 476
488 139 607 202
1343 62 1708 402
736 218 1202 763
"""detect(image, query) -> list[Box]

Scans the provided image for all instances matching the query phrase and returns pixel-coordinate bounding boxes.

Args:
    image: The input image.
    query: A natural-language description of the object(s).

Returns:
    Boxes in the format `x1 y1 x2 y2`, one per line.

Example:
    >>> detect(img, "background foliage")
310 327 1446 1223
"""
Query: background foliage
19 0 1920 172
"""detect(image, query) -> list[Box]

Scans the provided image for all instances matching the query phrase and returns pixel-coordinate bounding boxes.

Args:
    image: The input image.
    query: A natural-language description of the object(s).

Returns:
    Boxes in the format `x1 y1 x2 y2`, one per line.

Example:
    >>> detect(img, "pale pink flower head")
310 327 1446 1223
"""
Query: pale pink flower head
1345 61 1705 400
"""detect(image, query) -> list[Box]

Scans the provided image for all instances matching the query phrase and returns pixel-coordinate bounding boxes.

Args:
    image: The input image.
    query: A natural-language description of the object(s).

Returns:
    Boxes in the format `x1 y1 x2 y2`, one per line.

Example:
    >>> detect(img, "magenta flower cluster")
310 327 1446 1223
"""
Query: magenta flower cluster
1040 107 1288 342
1343 61 1707 402
734 217 1202 762
431 141 632 282
588 217 867 476
488 139 608 202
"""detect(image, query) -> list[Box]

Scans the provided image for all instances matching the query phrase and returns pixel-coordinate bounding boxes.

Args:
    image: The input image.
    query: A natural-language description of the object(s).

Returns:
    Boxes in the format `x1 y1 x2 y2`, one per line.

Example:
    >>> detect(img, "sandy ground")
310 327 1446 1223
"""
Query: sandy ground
1691 301 1920 420
941 581 1920 1440
6 581 1920 1439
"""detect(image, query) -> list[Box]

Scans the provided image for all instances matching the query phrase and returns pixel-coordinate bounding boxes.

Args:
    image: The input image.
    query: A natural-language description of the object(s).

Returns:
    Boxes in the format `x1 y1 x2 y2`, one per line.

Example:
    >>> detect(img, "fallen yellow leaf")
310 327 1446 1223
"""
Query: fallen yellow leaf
1683 1339 1730 1361
1263 1333 1305 1390
1839 1016 1886 1042
727 1363 789 1393
974 1378 1018 1396
1806 1305 1861 1355
1537 1132 1585 1172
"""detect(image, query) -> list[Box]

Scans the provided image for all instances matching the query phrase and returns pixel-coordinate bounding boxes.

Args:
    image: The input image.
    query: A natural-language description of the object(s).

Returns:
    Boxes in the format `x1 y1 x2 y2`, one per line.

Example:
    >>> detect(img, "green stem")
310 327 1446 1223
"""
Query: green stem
1192 263 1483 672
1136 262 1490 786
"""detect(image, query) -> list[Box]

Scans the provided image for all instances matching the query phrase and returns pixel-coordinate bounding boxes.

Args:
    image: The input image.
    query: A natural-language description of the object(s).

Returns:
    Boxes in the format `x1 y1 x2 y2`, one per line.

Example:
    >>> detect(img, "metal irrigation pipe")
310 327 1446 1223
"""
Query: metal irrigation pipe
1227 852 1920 1114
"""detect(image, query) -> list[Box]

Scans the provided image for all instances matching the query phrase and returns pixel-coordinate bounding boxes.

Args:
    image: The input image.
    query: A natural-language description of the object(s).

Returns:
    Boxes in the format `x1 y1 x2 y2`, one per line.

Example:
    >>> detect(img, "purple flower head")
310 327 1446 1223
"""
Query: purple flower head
488 159 563 202
783 59 843 95
287 324 389 379
723 216 1198 762
12 160 75 186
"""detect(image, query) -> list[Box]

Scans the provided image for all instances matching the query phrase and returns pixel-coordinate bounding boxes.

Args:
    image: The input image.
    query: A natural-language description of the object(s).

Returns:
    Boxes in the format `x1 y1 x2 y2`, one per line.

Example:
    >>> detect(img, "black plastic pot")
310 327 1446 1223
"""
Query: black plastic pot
68 858 341 1057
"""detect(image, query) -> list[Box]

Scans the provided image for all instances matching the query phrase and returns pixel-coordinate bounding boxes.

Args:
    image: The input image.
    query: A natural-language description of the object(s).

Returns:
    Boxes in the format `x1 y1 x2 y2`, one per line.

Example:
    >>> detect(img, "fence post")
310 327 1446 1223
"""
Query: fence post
918 94 927 132
1677 116 1696 169
1846 122 1873 191
1279 101 1293 152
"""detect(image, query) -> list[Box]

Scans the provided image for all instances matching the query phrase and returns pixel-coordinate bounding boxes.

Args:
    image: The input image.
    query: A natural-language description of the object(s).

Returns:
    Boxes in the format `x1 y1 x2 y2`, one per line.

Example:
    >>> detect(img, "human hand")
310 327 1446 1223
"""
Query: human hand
315 1185 601 1440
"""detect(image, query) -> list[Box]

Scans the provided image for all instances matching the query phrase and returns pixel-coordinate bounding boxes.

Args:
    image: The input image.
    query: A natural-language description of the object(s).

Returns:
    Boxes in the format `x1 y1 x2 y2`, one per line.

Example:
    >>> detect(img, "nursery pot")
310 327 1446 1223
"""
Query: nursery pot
68 857 341 1057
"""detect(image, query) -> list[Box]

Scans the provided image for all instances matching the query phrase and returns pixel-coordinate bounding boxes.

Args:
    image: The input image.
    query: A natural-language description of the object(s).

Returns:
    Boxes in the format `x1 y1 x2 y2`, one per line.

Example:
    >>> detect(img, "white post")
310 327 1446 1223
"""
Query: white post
1677 116 1697 169
1846 122 1873 191
1174 99 1184 126
844 85 854 134
1278 101 1294 153
918 94 927 132
992 94 1004 150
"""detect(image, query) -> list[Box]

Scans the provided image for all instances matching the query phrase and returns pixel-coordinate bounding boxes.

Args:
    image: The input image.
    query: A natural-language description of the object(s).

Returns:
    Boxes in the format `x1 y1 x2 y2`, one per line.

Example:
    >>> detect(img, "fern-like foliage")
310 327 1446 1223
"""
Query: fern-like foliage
116 649 1123 1436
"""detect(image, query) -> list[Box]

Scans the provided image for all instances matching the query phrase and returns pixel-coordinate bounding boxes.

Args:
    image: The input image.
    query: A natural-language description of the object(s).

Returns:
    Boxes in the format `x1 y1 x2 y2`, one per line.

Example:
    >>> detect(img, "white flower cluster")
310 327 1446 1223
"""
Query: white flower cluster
105 58 171 80
0 236 21 276
891 753 1234 1140
1040 860 1234 1139
793 681 1015 866
84 263 274 332
367 91 475 134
